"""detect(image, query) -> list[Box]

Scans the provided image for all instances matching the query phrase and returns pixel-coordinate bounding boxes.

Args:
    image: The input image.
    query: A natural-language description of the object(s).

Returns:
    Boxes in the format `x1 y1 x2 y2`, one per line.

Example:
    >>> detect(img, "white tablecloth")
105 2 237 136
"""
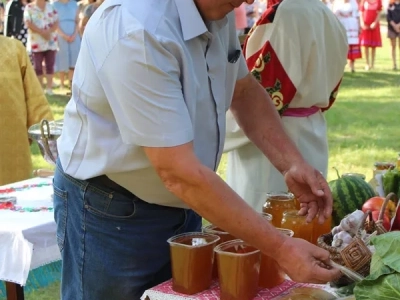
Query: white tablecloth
0 177 60 286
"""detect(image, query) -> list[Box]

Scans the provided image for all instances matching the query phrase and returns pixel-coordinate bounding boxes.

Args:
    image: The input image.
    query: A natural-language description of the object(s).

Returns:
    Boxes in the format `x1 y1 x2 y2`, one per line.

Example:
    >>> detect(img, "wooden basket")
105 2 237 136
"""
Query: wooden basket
318 211 374 286
317 193 397 286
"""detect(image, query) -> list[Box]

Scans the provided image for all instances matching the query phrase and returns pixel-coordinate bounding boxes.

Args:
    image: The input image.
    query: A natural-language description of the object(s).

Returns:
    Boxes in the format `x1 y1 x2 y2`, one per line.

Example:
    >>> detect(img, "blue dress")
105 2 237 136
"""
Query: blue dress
53 0 81 72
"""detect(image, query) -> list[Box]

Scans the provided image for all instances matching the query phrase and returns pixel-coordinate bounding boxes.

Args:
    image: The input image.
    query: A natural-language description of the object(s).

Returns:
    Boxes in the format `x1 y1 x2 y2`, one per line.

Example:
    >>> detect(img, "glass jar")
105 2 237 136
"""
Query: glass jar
259 228 294 289
280 210 314 243
370 162 395 196
263 192 296 227
311 215 332 245
374 162 395 172
260 212 273 222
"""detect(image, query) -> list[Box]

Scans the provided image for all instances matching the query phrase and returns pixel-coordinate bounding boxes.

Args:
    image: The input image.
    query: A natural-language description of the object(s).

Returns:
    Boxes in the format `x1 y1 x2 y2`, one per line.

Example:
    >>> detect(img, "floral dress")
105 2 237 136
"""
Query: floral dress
23 2 58 52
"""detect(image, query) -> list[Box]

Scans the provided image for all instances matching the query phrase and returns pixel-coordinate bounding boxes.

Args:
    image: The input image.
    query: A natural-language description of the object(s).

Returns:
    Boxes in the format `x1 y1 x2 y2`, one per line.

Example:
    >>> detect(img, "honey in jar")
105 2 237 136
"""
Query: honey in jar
311 215 332 245
260 212 273 222
168 232 220 295
280 210 314 243
202 225 236 278
259 228 294 289
215 240 260 300
263 192 296 227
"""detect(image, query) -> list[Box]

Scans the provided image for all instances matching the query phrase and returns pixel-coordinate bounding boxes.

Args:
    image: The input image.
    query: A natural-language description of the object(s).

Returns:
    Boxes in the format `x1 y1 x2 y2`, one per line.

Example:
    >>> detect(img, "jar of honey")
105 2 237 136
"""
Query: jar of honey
202 225 236 279
370 162 395 196
280 210 314 243
259 228 294 289
263 192 296 227
260 212 273 222
311 215 332 245
374 162 395 171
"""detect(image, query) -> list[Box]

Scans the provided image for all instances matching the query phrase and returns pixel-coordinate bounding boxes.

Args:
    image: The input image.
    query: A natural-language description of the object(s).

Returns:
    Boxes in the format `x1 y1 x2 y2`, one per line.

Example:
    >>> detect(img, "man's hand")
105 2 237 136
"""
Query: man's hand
283 162 333 224
274 237 341 284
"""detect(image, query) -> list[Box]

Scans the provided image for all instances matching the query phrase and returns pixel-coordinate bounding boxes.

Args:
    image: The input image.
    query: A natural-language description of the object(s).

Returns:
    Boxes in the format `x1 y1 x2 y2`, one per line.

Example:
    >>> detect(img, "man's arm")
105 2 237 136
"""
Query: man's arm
230 74 303 174
230 74 332 222
142 141 339 284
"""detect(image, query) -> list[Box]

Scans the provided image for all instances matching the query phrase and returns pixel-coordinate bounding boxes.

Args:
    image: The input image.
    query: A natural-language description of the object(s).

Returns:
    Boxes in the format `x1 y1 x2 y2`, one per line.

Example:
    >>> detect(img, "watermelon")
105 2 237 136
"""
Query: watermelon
329 170 376 226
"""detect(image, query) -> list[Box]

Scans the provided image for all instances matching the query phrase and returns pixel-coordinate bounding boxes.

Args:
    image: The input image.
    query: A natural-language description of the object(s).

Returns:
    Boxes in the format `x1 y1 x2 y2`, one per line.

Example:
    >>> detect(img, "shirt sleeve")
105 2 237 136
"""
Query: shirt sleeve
23 5 31 23
97 31 194 147
83 5 93 18
50 4 58 23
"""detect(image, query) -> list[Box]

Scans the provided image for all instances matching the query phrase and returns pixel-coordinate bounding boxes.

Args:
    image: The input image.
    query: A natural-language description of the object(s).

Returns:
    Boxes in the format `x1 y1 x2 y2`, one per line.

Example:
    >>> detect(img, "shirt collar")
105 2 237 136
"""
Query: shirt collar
174 0 228 41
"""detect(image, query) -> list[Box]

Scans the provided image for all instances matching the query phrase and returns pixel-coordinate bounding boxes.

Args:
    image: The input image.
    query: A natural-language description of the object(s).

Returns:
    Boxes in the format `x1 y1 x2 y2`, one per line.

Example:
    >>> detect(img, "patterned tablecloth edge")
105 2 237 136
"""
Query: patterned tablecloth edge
141 280 341 300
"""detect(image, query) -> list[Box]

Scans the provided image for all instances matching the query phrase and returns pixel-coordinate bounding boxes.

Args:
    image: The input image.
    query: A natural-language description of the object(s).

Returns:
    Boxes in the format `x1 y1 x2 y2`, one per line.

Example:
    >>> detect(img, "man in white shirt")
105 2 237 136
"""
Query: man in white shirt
55 0 340 299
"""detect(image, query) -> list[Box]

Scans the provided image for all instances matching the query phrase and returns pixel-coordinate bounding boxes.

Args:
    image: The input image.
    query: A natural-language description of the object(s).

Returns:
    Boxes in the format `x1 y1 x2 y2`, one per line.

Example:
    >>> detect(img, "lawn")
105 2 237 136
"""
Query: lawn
15 34 399 300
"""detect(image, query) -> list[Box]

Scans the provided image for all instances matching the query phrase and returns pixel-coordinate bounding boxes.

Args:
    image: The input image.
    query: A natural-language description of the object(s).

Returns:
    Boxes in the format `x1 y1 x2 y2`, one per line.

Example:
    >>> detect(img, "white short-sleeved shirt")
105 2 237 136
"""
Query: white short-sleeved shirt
58 0 249 208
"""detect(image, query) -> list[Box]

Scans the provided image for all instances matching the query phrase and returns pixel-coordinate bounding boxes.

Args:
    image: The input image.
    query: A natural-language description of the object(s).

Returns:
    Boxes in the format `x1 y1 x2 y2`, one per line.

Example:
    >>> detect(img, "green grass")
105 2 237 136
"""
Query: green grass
22 32 399 300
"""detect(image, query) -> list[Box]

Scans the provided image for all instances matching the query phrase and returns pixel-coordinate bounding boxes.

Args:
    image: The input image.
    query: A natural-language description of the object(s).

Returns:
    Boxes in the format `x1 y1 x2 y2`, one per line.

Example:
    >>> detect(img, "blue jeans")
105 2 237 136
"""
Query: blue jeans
53 160 202 300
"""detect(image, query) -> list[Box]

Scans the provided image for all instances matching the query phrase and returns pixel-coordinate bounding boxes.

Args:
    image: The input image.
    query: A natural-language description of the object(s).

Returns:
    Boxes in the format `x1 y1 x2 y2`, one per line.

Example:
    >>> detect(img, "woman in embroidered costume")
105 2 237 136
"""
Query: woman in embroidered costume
224 0 348 211
333 0 362 72
0 36 53 186
359 0 383 70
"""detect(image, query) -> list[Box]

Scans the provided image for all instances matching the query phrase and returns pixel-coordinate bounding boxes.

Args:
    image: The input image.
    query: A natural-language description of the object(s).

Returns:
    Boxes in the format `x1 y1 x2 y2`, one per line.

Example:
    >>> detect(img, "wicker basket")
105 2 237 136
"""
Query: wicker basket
318 211 374 287
318 193 397 286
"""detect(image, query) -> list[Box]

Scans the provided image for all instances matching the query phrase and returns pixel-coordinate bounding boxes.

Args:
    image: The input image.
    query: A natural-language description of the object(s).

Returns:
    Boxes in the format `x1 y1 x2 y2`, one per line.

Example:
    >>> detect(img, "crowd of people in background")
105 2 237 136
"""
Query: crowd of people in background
0 0 103 96
0 0 399 80
234 0 400 71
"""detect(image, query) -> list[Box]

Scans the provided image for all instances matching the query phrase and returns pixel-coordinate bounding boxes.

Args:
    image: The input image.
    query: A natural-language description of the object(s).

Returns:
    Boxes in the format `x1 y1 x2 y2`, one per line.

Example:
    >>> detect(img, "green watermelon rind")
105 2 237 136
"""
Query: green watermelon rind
329 176 376 226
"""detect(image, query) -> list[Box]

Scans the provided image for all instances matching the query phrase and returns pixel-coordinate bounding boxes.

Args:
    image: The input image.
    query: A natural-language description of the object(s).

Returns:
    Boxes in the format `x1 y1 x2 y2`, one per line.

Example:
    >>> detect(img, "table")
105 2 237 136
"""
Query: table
0 177 60 300
141 279 339 300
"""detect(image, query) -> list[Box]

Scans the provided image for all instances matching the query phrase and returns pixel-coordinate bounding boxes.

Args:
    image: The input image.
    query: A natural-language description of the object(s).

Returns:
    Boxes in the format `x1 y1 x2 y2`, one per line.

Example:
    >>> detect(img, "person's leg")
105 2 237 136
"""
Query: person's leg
348 59 355 72
364 46 370 70
44 50 56 94
371 47 376 69
56 37 69 90
69 37 81 90
58 72 66 89
397 36 400 69
53 161 201 300
390 37 397 69
31 51 45 86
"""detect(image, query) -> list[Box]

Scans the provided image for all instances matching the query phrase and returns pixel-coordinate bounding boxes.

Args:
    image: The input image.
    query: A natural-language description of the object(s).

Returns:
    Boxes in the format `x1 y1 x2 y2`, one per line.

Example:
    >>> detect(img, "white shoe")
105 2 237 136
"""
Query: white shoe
45 89 53 96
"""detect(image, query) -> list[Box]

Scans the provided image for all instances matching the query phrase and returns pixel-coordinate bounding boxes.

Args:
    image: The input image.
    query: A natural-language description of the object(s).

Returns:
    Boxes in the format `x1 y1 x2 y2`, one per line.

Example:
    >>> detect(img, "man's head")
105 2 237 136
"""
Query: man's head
194 0 254 20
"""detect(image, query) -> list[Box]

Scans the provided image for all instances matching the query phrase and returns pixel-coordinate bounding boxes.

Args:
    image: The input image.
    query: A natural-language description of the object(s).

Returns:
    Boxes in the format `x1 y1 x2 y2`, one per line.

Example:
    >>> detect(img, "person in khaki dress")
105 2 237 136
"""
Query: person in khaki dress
0 36 53 185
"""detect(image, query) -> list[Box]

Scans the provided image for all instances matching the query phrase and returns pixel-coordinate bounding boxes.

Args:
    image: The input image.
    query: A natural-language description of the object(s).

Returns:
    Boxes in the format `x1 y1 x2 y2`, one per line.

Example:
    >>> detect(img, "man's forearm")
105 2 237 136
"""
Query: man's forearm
161 161 287 257
230 74 304 175
144 144 287 257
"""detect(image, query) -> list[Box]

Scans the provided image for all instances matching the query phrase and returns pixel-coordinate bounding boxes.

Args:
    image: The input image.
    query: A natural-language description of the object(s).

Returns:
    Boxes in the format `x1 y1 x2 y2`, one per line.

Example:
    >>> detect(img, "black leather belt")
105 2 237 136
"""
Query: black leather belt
86 175 134 198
